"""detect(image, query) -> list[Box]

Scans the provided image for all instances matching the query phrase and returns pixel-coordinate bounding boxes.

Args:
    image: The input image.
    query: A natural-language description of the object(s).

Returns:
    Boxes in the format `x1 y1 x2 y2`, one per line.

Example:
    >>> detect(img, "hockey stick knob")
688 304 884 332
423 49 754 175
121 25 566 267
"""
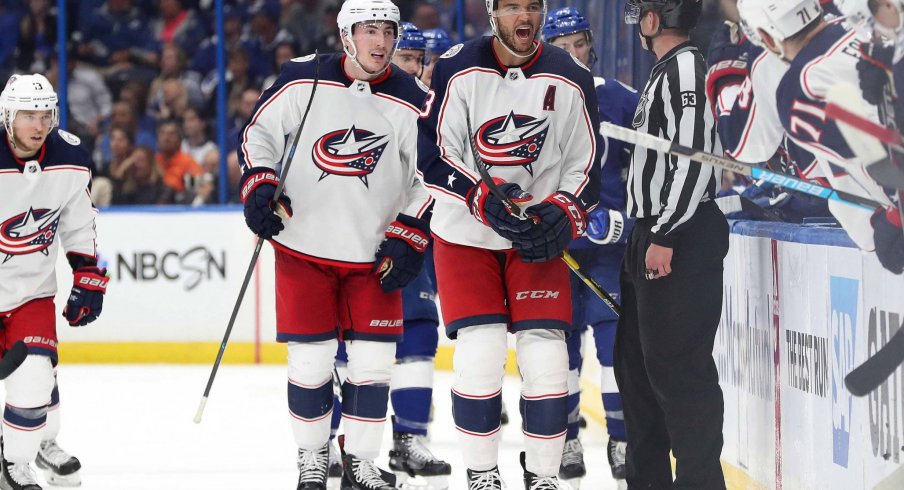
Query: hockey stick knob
194 397 207 424
274 202 291 220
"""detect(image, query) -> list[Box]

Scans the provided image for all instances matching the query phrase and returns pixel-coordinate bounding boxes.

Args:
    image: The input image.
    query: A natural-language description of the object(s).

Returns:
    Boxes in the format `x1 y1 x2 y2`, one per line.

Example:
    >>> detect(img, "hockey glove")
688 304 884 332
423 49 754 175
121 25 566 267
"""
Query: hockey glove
516 192 587 263
586 208 626 245
240 167 293 240
466 178 534 240
64 266 108 326
705 21 749 112
373 214 430 292
858 40 895 107
872 206 904 275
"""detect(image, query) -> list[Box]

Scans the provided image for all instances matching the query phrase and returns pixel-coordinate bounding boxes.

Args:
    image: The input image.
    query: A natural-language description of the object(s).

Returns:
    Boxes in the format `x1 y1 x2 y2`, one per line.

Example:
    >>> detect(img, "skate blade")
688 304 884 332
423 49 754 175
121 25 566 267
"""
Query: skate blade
326 475 342 490
43 471 82 487
615 479 627 490
394 472 449 490
562 476 581 489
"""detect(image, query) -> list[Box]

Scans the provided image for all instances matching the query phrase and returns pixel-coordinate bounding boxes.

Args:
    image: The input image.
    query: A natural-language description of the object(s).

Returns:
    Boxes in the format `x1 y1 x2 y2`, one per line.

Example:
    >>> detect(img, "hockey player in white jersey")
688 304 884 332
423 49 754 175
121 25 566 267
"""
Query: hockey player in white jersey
417 0 602 488
0 74 106 490
541 6 637 488
738 0 904 273
237 1 433 489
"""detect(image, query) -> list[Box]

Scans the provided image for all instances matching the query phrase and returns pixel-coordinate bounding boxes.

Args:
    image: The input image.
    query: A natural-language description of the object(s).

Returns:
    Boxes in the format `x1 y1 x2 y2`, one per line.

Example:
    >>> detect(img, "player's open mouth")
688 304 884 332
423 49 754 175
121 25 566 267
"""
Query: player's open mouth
515 26 532 41
371 52 386 61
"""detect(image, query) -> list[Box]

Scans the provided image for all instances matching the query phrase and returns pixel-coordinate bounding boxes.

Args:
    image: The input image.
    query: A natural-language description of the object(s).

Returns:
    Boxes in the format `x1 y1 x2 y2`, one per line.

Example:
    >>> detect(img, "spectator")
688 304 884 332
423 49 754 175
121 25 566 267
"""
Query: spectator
310 4 342 53
80 0 159 88
0 2 19 82
190 4 270 80
95 101 157 169
54 51 113 145
224 151 243 204
105 126 137 180
410 1 440 30
226 87 261 154
248 0 296 69
187 147 220 206
148 43 203 111
262 40 297 89
150 78 191 122
112 146 169 205
153 0 206 57
155 119 203 196
181 107 217 165
118 80 157 137
201 47 259 122
16 0 57 73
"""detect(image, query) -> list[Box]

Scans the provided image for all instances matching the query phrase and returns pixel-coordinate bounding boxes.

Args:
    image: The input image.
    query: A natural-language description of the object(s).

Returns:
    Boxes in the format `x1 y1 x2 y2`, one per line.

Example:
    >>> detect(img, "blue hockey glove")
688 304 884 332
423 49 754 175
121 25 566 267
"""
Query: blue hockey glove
858 40 895 107
872 207 904 275
373 214 431 292
64 266 108 326
516 192 587 263
466 178 534 240
240 167 293 240
586 208 626 245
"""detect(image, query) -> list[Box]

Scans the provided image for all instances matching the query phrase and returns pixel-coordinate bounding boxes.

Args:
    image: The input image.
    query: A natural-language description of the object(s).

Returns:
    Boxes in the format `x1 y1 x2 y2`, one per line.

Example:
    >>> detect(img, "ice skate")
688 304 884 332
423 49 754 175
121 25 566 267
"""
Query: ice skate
340 453 396 490
465 466 503 490
558 438 585 488
297 443 329 490
388 432 450 489
0 459 40 490
520 452 571 490
607 438 627 481
35 440 81 487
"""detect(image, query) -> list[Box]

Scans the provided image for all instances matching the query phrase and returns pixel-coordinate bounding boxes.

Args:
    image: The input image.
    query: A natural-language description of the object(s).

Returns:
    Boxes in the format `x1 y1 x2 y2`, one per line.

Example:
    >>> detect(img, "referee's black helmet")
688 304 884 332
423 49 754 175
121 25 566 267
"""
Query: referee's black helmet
624 0 703 30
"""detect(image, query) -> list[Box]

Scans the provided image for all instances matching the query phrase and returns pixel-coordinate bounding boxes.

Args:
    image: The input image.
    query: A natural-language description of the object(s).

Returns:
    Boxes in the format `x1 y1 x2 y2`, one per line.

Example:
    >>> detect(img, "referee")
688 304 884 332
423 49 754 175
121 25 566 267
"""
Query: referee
614 1 729 489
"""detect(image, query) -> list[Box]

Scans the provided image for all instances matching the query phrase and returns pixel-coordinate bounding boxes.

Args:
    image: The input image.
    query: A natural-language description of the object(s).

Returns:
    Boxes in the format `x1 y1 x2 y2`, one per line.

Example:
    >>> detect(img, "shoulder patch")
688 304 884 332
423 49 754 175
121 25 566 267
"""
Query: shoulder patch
570 53 590 72
291 54 317 63
415 77 429 93
58 129 81 146
441 44 464 59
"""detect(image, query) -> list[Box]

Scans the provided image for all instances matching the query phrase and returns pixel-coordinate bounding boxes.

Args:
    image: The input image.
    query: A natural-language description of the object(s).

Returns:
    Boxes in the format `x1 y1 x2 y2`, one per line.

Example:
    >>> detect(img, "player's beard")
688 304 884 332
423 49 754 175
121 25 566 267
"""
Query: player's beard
497 20 539 57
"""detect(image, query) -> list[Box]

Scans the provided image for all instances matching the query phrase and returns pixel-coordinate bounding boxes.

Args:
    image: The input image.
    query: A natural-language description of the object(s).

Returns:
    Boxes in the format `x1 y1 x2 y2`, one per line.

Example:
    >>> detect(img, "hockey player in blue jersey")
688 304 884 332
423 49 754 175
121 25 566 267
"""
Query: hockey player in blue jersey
541 7 638 489
0 74 105 490
739 0 904 274
393 23 429 80
237 0 434 488
421 28 454 86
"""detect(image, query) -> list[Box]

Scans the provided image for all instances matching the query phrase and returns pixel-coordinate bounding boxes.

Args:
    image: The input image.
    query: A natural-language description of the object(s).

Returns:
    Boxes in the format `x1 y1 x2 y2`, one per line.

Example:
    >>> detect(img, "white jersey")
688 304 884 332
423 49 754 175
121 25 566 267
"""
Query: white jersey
777 21 893 250
0 129 98 312
417 38 601 250
238 53 432 267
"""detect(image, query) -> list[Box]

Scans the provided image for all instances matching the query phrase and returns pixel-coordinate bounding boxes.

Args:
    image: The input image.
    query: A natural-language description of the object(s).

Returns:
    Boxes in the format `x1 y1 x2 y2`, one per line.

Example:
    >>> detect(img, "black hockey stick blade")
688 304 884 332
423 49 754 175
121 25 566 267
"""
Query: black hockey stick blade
845 326 904 396
0 341 28 380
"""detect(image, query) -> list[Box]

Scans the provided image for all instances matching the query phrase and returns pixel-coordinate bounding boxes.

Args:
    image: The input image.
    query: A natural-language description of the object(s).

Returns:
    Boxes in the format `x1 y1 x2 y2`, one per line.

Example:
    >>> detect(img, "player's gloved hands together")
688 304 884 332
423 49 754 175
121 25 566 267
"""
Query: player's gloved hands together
516 192 587 263
373 214 431 292
467 178 534 240
240 167 293 240
872 206 904 274
858 40 895 107
64 266 108 326
586 208 626 245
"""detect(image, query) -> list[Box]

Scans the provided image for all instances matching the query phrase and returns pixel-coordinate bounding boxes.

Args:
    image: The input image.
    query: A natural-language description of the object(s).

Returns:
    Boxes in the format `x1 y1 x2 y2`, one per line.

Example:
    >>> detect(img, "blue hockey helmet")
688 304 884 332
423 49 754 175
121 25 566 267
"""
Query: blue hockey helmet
397 22 427 51
542 6 592 41
423 28 454 56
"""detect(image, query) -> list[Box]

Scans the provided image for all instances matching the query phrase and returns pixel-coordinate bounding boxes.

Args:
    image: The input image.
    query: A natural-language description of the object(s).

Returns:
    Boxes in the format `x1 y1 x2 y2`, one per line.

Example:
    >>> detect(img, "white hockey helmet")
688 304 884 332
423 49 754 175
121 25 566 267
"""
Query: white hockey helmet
485 0 548 58
836 0 904 38
0 74 59 145
737 0 823 49
337 0 401 75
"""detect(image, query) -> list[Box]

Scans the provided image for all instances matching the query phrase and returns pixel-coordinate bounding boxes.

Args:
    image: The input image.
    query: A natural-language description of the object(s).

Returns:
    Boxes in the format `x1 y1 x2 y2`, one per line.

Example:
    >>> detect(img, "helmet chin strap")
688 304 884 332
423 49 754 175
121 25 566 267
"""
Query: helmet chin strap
342 32 395 78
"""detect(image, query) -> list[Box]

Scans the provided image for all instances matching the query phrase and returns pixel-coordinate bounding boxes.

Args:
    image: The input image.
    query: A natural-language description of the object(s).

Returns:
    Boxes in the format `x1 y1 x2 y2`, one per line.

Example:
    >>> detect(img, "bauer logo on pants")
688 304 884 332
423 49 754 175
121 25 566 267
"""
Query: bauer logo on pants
312 126 389 187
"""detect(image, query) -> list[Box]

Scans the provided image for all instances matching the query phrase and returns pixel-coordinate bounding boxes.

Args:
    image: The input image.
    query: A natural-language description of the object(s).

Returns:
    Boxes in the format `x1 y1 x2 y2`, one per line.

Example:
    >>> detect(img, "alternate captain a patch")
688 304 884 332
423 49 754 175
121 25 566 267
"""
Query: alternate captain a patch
474 112 549 175
0 207 61 263
311 126 390 187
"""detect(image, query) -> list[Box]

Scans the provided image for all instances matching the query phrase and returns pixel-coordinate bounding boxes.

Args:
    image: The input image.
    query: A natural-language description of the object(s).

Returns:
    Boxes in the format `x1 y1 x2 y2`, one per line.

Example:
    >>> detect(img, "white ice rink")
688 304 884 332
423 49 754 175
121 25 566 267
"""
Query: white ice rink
19 365 621 490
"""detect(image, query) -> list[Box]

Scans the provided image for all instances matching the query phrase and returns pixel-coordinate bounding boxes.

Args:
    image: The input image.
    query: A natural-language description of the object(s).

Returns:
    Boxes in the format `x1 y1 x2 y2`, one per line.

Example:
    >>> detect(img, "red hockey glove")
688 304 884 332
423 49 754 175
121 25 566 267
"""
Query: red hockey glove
64 266 108 326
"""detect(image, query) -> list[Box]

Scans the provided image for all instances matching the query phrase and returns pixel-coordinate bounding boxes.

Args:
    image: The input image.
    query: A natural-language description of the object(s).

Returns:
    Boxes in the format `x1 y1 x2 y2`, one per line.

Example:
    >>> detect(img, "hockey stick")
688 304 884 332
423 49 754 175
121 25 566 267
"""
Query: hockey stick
194 53 320 424
599 122 885 211
0 340 27 380
845 326 904 396
465 117 622 317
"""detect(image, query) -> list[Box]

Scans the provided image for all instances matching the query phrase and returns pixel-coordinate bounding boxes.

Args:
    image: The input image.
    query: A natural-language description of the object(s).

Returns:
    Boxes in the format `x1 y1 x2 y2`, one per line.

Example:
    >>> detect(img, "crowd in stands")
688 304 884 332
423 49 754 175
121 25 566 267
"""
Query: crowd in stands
0 0 723 206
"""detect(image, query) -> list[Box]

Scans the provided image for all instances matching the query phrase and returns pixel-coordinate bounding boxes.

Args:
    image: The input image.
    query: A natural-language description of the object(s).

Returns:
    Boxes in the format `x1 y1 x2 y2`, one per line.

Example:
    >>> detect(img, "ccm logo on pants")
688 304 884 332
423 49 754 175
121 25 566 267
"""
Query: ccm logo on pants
514 290 560 300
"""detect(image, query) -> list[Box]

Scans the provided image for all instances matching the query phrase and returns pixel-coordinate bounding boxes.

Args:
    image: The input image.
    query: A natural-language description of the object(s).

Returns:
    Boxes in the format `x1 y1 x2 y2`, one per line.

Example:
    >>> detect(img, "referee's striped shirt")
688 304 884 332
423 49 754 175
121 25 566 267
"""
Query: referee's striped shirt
626 42 721 247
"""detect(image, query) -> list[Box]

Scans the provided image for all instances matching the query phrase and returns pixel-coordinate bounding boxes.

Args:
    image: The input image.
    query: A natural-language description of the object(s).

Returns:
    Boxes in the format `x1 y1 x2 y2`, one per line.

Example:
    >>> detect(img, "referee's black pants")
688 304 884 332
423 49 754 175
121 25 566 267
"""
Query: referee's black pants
613 201 729 490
